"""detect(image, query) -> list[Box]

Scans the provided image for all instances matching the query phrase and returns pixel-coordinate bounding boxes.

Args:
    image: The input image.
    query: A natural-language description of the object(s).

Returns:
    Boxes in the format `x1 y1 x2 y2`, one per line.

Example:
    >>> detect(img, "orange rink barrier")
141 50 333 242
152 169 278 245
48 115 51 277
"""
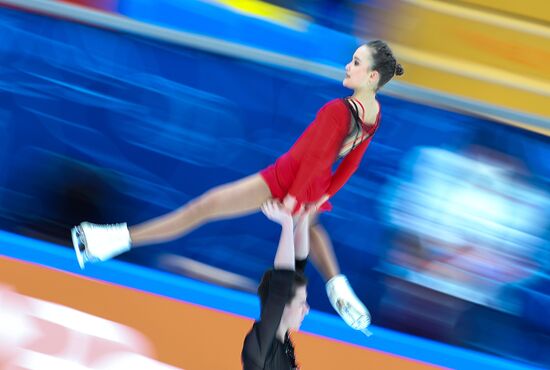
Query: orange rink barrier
0 256 442 369
0 231 543 370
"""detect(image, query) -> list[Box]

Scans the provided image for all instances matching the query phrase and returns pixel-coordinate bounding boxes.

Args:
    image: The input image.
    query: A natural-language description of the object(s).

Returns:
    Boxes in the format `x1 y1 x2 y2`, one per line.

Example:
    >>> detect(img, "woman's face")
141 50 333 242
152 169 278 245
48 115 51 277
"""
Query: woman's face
282 286 309 331
343 45 378 90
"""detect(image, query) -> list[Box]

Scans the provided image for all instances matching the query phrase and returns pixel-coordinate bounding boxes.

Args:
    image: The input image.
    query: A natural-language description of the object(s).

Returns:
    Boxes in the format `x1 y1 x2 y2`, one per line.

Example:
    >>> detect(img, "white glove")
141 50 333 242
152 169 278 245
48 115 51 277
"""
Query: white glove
72 222 131 268
326 275 371 332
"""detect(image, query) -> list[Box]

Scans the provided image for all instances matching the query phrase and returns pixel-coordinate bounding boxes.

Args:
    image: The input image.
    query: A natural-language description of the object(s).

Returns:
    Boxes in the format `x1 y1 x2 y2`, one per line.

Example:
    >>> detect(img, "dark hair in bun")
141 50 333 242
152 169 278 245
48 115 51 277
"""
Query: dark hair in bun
395 63 404 76
366 40 404 90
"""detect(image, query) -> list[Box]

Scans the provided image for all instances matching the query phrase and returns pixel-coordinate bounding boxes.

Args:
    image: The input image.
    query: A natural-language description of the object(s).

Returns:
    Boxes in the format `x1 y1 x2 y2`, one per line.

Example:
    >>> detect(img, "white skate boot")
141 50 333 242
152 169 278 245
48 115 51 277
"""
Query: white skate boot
326 275 372 335
71 222 131 269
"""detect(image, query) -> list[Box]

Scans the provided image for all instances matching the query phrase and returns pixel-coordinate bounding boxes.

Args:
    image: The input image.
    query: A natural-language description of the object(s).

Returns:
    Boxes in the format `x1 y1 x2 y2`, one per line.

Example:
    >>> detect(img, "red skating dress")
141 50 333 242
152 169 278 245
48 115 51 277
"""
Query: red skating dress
260 98 381 211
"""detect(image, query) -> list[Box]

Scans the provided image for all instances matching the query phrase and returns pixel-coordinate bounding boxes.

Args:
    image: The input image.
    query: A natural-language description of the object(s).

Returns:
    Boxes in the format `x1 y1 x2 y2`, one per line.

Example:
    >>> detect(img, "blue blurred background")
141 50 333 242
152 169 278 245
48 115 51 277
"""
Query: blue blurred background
0 0 549 368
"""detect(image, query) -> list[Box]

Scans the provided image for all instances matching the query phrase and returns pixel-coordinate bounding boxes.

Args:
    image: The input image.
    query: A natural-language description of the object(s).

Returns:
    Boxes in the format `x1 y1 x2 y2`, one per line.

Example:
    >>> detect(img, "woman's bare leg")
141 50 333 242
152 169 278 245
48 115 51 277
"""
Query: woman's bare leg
130 173 271 246
309 217 341 281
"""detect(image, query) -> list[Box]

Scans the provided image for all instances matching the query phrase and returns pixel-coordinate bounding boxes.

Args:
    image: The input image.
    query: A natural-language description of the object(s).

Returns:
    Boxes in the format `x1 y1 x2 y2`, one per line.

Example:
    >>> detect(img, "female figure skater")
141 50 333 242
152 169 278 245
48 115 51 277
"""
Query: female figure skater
242 200 310 370
72 40 403 331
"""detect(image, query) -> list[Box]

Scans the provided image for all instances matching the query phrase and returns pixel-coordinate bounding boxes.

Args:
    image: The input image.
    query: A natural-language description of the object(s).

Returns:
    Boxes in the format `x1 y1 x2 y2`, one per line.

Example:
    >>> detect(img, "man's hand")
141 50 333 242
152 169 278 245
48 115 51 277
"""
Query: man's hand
261 200 292 226
282 194 298 213
294 205 316 230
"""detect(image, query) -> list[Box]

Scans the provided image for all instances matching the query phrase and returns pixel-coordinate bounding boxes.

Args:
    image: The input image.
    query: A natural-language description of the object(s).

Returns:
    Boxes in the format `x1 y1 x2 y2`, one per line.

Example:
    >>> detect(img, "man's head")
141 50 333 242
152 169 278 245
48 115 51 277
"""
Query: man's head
258 271 309 331
280 283 309 331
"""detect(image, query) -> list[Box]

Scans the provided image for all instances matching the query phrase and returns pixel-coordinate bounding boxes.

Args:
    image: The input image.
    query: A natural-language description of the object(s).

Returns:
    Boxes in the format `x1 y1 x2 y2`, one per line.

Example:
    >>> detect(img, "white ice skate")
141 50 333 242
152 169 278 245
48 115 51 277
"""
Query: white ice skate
326 275 372 335
71 222 131 269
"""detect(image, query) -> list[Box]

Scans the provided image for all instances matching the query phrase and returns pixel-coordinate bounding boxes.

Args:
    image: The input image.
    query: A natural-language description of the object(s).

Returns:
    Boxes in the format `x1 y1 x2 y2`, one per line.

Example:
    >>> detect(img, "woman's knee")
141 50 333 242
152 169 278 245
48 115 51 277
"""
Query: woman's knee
187 175 266 219
198 183 238 216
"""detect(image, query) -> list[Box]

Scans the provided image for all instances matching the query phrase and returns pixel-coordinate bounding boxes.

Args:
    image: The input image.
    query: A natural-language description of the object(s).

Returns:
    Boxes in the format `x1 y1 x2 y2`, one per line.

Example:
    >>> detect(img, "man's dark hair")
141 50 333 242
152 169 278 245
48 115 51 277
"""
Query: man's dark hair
257 270 308 310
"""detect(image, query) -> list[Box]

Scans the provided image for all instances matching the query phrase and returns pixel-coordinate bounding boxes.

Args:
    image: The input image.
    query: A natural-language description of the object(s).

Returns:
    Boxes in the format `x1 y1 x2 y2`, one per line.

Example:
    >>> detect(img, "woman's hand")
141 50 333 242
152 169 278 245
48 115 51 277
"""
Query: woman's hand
313 194 329 212
261 200 293 226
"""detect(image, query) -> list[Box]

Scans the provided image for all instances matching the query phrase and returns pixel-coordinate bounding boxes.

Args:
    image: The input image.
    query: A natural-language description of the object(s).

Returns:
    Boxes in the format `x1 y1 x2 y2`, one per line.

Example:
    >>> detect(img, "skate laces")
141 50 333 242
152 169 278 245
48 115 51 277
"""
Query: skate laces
338 299 371 330
89 223 124 232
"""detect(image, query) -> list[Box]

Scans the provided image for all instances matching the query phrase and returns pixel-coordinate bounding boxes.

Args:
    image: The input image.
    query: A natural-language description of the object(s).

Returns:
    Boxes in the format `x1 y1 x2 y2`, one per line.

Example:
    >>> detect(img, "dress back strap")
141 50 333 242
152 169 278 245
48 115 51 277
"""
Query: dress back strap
350 98 366 123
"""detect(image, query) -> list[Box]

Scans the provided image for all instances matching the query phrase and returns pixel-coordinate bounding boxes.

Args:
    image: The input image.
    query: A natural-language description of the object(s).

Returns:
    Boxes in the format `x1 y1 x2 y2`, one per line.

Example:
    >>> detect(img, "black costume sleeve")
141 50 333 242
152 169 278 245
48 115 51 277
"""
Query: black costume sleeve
295 258 308 274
